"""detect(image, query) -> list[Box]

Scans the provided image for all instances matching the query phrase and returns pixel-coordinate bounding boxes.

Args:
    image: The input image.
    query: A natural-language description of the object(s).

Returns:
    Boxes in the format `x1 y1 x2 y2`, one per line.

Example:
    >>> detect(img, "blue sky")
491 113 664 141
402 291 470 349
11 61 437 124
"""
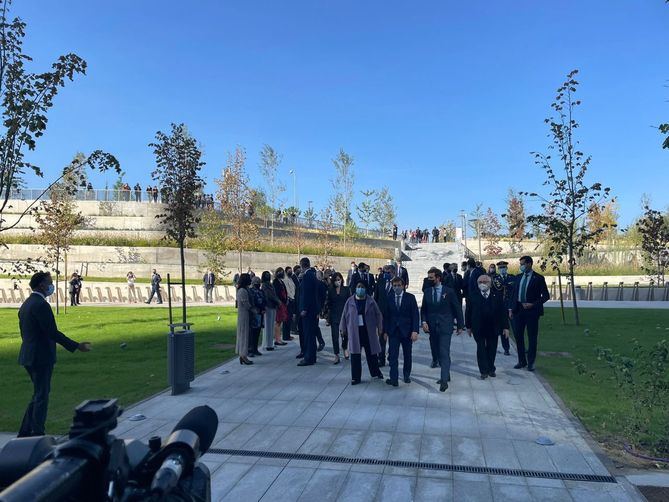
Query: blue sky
14 0 669 230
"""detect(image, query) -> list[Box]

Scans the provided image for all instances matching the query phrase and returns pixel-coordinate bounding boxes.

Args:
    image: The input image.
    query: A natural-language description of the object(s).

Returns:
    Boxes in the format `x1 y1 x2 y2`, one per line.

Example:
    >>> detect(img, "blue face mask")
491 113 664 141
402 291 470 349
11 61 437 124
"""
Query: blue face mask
519 264 527 273
383 273 391 280
392 285 404 295
356 287 366 298
499 267 508 275
45 284 55 297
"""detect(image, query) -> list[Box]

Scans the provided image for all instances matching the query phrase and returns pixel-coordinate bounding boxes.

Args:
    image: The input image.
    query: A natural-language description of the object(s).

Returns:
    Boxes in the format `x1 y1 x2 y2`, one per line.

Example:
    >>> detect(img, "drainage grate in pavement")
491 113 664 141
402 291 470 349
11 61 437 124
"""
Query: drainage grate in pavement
207 448 617 484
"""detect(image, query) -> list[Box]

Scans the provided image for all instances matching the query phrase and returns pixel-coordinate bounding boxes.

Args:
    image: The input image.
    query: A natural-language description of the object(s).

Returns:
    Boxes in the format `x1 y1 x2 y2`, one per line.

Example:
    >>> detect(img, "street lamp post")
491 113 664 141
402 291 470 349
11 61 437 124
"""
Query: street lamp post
460 210 467 257
289 169 297 211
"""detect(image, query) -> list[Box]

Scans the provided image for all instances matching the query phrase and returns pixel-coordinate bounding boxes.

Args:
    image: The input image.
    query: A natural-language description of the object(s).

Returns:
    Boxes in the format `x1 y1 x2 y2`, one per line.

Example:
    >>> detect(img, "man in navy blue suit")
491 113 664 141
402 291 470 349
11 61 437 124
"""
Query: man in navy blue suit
507 256 550 371
383 277 420 386
297 257 326 366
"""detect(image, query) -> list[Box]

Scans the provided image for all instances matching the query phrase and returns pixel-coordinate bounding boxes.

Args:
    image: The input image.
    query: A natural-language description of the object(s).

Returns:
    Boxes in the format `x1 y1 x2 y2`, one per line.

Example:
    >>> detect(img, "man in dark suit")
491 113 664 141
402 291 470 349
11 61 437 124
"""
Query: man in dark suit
346 261 357 287
298 257 326 366
395 260 409 289
374 265 395 367
447 263 464 305
383 277 420 387
202 269 215 303
508 256 550 371
465 257 485 301
145 269 163 304
350 262 376 296
466 274 510 379
18 272 91 437
492 260 514 356
420 268 464 391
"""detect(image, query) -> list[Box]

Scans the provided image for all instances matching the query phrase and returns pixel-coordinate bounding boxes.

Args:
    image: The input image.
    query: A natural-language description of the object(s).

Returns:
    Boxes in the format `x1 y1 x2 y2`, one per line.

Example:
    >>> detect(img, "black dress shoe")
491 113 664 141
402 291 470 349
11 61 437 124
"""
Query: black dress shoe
480 374 488 380
317 342 325 352
439 382 448 392
351 379 361 385
297 360 314 366
514 363 527 369
404 377 411 384
375 372 384 380
295 353 304 359
265 347 275 351
275 341 287 346
489 372 496 377
528 365 535 372
386 379 399 387
252 350 262 356
430 361 439 369
248 353 255 358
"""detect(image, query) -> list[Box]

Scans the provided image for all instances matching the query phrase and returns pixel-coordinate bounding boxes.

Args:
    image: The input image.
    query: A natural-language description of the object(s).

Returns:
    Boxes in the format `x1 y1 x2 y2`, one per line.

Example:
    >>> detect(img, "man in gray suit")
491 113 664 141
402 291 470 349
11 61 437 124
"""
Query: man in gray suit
420 267 464 392
145 269 163 304
18 272 91 437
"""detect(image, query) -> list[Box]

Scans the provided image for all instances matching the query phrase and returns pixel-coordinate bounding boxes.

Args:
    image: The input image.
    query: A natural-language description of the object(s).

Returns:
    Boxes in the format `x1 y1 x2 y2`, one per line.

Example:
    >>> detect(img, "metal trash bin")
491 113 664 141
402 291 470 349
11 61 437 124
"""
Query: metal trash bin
168 322 195 395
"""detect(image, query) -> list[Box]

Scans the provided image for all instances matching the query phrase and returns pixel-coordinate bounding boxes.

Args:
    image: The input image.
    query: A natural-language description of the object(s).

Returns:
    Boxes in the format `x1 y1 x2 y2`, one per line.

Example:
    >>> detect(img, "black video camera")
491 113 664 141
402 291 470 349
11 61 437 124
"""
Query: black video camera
0 398 218 501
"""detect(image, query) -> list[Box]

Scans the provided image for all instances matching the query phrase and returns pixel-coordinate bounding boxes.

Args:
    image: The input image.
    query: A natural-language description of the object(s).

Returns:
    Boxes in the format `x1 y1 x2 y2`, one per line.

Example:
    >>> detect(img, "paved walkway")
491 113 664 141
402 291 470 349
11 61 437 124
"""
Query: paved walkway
110 320 641 502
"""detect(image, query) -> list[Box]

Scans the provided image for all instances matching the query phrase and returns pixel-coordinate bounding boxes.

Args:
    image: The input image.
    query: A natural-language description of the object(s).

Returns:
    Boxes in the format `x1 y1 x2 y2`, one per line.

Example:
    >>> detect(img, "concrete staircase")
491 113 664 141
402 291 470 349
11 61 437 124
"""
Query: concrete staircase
403 242 464 301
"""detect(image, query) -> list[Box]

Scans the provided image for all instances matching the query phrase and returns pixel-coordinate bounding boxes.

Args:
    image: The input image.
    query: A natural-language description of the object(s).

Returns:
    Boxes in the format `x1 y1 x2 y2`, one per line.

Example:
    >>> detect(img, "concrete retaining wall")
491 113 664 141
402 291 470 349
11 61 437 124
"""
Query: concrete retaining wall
0 244 388 280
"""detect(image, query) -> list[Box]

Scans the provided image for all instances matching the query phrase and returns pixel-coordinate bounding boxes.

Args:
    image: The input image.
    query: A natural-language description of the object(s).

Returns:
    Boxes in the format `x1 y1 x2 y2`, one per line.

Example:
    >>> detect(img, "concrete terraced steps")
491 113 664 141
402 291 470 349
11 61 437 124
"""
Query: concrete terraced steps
403 242 464 302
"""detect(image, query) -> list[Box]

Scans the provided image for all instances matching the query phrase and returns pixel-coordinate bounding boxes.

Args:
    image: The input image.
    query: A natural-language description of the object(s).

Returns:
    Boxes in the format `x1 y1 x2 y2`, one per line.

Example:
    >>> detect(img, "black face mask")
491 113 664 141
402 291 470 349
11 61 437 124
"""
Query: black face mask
277 272 285 279
427 279 435 287
286 270 292 276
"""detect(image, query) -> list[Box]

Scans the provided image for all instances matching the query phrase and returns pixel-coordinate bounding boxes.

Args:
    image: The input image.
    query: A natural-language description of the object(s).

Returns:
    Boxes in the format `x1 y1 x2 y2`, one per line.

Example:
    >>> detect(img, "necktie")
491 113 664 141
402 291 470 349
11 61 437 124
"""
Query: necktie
396 295 401 309
520 274 529 303
433 288 437 303
386 282 391 294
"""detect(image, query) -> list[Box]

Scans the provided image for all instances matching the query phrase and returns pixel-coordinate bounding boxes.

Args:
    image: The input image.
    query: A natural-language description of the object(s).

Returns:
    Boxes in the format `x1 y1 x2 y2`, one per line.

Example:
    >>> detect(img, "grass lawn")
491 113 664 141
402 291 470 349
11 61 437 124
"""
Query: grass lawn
538 308 669 457
0 306 237 434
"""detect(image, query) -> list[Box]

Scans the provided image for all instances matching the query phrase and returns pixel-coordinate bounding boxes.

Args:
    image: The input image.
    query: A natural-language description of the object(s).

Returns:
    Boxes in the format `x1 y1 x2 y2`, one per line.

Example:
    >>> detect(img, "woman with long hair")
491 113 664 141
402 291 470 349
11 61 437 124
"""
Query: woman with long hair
273 268 289 346
326 272 350 364
261 271 279 351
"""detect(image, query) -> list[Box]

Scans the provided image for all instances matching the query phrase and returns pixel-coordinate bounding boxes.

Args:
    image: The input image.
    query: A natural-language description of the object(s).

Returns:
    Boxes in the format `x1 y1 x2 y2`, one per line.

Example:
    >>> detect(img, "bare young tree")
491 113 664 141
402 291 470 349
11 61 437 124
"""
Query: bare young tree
317 204 336 268
259 145 285 244
373 186 396 237
356 189 376 235
0 1 119 243
150 123 205 323
482 208 502 256
217 147 259 273
330 149 355 246
524 70 613 325
505 189 525 239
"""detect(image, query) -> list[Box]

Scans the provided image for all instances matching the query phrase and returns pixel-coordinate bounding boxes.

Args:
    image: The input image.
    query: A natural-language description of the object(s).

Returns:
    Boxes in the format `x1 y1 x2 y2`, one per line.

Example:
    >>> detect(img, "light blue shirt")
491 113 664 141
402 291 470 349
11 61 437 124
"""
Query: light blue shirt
518 271 534 302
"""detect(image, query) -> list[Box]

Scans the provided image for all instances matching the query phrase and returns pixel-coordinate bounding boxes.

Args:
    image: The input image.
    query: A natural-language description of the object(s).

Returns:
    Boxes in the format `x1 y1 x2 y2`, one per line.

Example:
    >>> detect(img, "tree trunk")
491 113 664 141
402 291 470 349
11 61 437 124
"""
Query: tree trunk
270 213 274 245
64 251 68 315
568 246 580 325
55 249 60 315
180 240 187 324
238 249 242 275
556 267 565 325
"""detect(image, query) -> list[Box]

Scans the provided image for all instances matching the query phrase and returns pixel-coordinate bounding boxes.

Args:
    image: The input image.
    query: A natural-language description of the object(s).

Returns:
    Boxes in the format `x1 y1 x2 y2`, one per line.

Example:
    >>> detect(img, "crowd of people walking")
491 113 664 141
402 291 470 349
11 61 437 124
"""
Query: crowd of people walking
234 255 550 391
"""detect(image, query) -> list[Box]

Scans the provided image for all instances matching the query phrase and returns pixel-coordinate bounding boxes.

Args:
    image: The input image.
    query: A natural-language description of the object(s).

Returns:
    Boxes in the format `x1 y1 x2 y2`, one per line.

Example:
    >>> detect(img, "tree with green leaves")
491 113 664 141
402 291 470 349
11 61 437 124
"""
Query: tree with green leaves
524 70 613 325
197 208 227 280
150 123 204 323
317 204 336 268
217 147 259 273
330 149 355 246
35 187 84 314
356 189 376 235
636 202 669 286
0 0 119 245
259 145 285 244
303 206 316 228
373 186 396 237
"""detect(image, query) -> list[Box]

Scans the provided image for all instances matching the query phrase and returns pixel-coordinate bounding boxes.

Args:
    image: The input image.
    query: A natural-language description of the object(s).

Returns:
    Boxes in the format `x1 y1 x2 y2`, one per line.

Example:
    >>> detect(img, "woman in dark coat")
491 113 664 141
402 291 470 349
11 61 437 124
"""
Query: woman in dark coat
340 281 384 384
235 273 253 365
272 268 289 347
326 272 350 364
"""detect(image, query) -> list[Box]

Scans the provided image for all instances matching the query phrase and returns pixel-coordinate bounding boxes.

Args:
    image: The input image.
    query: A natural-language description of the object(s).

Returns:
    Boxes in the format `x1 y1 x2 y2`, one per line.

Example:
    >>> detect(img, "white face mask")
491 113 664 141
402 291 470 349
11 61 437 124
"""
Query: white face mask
478 283 490 293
